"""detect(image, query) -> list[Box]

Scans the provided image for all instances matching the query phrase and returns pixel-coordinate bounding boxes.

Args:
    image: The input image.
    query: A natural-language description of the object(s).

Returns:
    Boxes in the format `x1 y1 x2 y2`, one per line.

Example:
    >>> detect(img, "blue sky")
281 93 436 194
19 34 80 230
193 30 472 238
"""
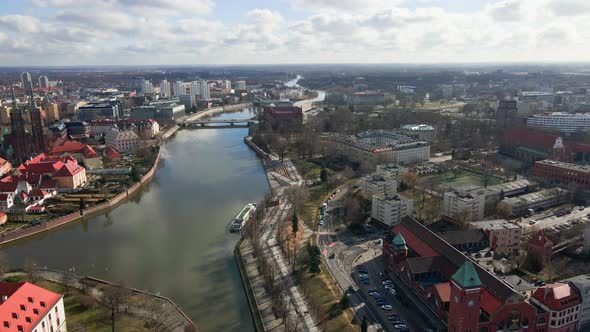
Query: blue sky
0 0 588 65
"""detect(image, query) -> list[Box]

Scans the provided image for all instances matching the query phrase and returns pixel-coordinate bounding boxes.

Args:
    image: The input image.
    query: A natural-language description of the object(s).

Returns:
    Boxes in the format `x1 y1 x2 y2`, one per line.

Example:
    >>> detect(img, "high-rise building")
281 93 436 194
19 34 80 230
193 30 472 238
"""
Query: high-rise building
28 85 45 154
21 72 33 90
199 80 210 99
233 80 246 90
160 79 171 98
142 80 154 94
223 80 232 90
189 81 199 96
38 75 49 88
131 77 145 93
173 81 185 96
10 86 27 164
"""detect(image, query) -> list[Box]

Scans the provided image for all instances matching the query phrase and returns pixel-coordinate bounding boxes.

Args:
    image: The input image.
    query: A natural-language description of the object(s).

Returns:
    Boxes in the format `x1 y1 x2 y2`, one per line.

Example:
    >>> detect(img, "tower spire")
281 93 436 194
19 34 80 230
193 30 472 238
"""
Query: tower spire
10 85 18 111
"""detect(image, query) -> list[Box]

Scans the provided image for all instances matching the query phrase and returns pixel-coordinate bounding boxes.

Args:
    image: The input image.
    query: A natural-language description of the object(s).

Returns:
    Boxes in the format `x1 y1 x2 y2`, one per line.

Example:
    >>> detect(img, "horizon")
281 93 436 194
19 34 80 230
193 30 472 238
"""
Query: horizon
1 0 589 66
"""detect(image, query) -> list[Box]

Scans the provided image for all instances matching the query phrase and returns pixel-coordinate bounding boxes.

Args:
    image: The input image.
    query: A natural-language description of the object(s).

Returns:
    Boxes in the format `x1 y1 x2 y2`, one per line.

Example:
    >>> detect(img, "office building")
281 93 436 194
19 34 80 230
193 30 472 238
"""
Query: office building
533 159 590 189
179 95 196 112
223 80 232 90
361 174 397 199
233 80 246 90
375 164 405 183
173 81 185 96
199 80 210 100
400 124 436 142
131 77 145 93
77 102 121 121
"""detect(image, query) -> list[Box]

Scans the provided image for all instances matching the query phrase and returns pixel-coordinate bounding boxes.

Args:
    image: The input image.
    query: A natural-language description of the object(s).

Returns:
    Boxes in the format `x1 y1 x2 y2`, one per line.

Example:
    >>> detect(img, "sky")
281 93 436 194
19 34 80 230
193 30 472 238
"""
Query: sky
0 0 588 66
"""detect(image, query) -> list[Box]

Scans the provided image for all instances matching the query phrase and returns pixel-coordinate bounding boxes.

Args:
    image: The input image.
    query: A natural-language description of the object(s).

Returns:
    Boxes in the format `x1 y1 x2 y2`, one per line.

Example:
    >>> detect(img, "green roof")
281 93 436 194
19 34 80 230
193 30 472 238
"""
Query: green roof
392 233 407 251
451 261 482 289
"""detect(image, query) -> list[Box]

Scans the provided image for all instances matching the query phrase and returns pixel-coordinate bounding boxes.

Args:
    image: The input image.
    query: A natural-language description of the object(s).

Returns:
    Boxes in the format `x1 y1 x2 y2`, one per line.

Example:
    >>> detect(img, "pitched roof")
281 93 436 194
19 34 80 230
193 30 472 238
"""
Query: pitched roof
0 282 62 332
392 233 407 251
529 230 553 248
0 182 18 193
53 160 85 177
391 223 439 257
49 140 99 159
406 256 449 275
433 282 451 303
28 189 49 198
104 147 121 160
439 229 488 246
398 217 521 301
452 261 482 289
39 180 57 190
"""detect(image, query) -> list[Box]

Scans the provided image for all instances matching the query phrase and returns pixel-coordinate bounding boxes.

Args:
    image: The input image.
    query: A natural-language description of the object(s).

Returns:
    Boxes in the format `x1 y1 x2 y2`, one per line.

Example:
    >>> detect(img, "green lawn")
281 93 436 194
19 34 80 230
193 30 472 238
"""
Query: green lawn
292 159 323 180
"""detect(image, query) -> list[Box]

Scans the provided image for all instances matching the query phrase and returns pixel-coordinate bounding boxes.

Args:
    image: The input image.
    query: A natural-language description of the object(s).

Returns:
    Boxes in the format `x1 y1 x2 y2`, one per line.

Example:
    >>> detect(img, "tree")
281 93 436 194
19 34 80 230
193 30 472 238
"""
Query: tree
284 185 309 214
361 316 368 332
130 166 141 182
60 271 75 297
138 300 185 332
320 168 328 183
24 259 40 284
292 213 299 236
102 285 129 332
339 294 350 310
271 135 289 162
308 244 321 274
402 172 419 189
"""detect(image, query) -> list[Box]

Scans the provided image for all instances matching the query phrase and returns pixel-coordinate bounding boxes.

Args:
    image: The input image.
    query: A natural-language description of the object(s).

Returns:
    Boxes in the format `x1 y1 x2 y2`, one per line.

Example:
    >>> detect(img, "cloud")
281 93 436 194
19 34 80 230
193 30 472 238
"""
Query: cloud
0 15 40 33
547 0 590 16
290 0 403 12
31 0 213 15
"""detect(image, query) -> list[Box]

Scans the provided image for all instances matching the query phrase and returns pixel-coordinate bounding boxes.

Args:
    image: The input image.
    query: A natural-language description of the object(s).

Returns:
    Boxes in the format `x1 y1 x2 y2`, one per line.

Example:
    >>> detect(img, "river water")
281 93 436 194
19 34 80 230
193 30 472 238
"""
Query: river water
1 108 269 332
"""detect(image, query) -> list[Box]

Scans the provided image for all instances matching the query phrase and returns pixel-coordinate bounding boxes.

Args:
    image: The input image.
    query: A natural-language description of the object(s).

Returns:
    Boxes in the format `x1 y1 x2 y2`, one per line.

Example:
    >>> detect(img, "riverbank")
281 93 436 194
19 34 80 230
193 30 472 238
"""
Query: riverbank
183 102 253 122
0 151 161 246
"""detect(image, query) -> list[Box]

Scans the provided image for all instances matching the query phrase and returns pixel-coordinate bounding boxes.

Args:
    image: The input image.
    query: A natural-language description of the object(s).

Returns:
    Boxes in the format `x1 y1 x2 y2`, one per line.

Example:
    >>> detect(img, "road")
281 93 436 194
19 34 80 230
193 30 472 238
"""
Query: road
317 186 434 332
520 205 589 233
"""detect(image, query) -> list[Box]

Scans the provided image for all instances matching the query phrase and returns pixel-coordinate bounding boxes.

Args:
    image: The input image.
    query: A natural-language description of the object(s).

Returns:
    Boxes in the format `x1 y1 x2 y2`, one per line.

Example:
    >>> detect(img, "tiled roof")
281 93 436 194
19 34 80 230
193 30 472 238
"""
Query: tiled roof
28 189 48 198
0 282 62 332
398 217 521 301
53 160 84 177
49 141 99 159
433 282 451 302
0 183 18 193
529 231 553 248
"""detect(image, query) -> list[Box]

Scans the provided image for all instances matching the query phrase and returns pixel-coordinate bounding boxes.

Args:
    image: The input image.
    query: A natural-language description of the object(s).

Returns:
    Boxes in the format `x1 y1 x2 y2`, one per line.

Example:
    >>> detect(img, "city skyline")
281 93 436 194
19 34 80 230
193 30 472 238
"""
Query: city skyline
0 0 589 66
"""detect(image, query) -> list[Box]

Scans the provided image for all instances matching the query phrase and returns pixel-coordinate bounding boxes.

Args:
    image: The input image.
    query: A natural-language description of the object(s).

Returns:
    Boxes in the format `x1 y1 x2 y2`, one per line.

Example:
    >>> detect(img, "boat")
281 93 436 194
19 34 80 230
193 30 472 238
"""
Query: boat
229 203 256 232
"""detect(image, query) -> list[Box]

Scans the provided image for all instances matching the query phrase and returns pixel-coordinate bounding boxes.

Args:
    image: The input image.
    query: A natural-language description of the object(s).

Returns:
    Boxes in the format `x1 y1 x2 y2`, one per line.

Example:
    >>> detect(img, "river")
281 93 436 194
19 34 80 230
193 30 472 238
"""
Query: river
1 108 269 332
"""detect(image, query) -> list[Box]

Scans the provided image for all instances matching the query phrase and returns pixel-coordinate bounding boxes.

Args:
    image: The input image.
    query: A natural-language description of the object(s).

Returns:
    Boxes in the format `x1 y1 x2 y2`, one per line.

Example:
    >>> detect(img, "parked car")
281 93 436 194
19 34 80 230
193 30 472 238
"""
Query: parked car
381 305 393 311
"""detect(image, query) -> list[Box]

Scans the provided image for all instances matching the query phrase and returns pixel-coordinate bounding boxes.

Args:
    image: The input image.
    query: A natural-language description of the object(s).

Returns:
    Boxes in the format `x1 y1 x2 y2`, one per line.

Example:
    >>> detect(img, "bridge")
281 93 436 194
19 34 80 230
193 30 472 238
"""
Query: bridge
182 118 258 129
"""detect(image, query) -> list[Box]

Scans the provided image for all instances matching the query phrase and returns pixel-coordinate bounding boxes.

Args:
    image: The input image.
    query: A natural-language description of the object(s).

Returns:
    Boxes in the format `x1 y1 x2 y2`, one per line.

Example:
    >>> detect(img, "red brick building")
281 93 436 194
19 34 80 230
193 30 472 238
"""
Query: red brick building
383 217 565 332
531 283 581 332
501 128 590 163
263 105 303 120
528 230 554 263
533 160 590 189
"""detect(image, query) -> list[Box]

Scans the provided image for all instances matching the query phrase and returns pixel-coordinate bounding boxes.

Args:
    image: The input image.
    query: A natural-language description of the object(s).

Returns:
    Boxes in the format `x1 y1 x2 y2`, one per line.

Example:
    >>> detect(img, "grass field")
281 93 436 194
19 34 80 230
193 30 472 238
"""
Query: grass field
427 170 502 187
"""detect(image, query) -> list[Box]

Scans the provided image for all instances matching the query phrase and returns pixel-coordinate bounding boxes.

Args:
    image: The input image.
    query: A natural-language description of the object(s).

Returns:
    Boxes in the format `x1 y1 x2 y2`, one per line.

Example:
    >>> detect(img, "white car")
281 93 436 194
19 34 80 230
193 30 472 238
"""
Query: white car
382 280 392 285
381 305 393 311
389 288 397 295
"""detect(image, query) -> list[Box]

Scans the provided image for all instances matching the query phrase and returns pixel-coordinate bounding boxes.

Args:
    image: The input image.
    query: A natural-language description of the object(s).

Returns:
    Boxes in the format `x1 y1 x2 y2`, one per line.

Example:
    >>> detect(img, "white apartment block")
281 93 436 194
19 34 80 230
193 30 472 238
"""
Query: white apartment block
376 164 406 183
526 112 590 133
371 193 413 226
443 186 486 223
361 174 397 199
105 128 139 153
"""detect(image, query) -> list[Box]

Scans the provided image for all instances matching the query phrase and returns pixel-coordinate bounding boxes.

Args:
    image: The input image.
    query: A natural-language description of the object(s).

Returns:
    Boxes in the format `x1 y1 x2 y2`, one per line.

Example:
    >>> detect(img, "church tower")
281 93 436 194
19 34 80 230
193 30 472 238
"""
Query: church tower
448 261 482 332
392 233 408 264
28 85 45 154
9 86 27 164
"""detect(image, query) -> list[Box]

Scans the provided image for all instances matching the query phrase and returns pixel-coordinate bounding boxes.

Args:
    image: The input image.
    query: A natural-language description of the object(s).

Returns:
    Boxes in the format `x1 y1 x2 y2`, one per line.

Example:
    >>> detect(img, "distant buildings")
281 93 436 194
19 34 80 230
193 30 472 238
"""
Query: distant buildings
501 127 590 163
331 130 430 165
160 79 171 98
495 100 518 128
20 72 33 90
442 185 486 223
38 75 49 89
105 127 139 153
233 80 246 91
173 81 185 96
352 92 384 105
533 159 590 189
263 102 303 121
0 282 66 332
130 100 185 122
371 193 413 226
526 112 590 133
400 124 436 142
78 102 122 121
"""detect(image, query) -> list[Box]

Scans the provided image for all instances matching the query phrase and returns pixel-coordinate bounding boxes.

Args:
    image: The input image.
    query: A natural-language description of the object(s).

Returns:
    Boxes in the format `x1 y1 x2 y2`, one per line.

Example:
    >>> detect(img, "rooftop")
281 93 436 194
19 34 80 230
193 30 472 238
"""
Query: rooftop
469 219 521 231
536 159 590 173
0 282 62 332
401 124 435 131
502 188 568 207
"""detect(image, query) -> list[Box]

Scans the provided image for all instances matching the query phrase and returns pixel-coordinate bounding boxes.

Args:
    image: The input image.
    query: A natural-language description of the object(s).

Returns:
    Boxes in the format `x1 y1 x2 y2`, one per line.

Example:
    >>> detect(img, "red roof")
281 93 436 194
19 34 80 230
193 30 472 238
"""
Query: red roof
391 223 440 257
28 189 49 198
18 191 28 200
49 140 99 159
0 183 18 193
40 180 57 190
480 288 503 315
532 283 580 311
433 282 450 303
0 194 10 201
0 174 42 185
53 160 84 177
0 282 62 332
529 231 553 248
104 147 121 161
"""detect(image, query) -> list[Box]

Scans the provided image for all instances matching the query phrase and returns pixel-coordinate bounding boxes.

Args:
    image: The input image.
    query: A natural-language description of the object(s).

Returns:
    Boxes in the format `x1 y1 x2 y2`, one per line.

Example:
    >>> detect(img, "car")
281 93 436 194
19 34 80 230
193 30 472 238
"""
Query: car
528 220 536 225
395 323 407 329
382 280 392 285
384 284 392 289
388 316 400 321
378 272 384 278
579 206 585 211
362 280 369 285
381 305 393 311
389 288 397 295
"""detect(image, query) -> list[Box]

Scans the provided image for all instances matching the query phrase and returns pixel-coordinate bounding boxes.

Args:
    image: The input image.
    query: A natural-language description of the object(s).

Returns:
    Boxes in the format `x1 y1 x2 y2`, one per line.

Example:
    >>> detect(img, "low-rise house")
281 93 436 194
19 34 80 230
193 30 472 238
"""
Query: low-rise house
0 282 66 332
48 140 102 169
103 147 121 161
0 194 14 213
52 160 86 189
563 274 590 331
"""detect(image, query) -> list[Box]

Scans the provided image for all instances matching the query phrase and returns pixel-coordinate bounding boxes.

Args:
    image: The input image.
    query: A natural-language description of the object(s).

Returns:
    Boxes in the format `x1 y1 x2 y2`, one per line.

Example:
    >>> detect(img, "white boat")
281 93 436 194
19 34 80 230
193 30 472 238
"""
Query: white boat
229 203 256 232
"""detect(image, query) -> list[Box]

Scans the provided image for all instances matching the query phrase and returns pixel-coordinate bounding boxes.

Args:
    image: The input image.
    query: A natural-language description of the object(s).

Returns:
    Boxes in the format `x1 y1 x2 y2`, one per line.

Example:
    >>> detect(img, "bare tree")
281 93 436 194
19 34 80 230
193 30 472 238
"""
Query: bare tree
102 285 129 332
284 185 309 215
60 271 75 297
137 299 184 332
271 135 289 162
24 259 40 284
